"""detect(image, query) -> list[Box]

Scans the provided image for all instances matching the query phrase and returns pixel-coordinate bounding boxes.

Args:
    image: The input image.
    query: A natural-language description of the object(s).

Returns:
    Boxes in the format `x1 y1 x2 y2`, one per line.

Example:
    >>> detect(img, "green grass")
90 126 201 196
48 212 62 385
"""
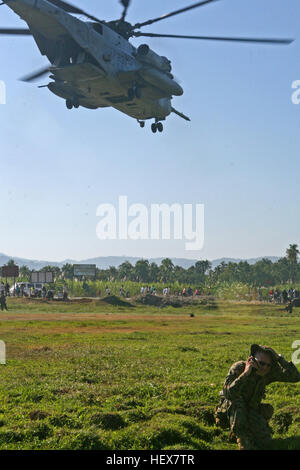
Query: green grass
0 298 299 450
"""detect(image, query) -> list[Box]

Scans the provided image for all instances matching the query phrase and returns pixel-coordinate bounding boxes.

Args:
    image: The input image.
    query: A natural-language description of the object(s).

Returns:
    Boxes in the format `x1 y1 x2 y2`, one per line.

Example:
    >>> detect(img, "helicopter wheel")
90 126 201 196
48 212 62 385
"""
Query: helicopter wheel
128 88 135 101
73 100 80 109
151 123 157 133
157 122 163 133
66 99 73 110
139 121 145 128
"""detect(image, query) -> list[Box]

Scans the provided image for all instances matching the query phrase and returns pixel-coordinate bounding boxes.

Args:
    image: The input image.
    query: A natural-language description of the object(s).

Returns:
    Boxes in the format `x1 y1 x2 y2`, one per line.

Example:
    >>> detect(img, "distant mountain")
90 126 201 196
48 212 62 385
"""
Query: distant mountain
0 253 62 270
0 253 280 271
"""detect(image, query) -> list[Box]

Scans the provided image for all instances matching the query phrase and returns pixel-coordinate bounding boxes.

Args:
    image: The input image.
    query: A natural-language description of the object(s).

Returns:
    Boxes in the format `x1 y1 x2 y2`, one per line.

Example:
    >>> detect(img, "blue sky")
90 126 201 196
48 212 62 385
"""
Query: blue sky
0 0 299 262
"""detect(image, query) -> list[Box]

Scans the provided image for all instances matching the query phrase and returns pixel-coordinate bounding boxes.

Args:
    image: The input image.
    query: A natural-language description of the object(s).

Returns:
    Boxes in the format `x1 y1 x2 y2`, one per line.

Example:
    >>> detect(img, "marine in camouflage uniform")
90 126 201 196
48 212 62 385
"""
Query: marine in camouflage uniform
215 344 300 450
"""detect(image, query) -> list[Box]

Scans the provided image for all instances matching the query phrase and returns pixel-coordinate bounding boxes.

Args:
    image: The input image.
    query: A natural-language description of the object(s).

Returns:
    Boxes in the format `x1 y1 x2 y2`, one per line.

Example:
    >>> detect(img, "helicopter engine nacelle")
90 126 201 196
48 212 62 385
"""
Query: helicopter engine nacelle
137 44 172 73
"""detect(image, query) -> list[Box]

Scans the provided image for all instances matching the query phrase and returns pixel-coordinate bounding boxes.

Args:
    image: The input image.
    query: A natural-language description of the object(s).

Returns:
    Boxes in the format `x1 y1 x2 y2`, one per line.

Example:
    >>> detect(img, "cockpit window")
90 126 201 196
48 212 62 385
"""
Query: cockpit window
93 23 103 35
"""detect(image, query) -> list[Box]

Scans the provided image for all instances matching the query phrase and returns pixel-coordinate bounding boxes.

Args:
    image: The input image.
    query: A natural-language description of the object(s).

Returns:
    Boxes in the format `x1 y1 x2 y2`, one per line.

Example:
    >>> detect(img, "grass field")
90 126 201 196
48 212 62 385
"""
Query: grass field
0 298 299 450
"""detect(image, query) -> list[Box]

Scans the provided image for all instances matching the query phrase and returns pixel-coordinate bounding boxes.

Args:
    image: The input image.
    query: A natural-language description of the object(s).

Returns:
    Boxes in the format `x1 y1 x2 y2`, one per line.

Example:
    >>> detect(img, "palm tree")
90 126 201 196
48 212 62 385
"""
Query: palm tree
6 259 16 266
19 265 31 280
134 259 150 283
149 262 159 282
159 258 174 283
61 263 74 280
286 244 299 283
107 266 118 281
118 261 134 281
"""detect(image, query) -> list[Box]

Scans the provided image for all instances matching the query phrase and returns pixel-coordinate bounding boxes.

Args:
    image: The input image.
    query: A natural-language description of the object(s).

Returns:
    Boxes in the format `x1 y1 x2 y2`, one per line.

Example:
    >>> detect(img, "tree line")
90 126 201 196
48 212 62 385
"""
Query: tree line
9 244 299 287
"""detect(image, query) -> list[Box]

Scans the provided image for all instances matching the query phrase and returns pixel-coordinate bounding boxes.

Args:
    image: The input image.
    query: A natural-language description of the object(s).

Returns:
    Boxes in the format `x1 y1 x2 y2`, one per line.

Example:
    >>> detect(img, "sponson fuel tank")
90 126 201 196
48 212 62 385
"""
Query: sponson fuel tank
139 67 183 96
136 44 183 96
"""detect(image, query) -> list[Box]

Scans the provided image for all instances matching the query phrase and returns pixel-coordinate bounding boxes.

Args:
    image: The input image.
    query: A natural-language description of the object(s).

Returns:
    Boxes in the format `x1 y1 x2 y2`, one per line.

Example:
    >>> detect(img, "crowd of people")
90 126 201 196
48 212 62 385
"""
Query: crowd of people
138 285 300 303
259 287 300 303
1 279 299 306
139 285 201 297
0 282 10 296
0 281 69 302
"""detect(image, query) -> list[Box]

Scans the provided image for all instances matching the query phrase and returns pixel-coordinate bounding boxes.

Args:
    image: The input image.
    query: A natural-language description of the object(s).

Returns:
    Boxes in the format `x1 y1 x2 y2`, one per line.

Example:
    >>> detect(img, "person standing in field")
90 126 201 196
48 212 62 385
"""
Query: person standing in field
282 289 288 303
42 285 46 298
258 287 262 301
5 282 10 296
215 344 300 450
63 285 68 301
0 292 8 311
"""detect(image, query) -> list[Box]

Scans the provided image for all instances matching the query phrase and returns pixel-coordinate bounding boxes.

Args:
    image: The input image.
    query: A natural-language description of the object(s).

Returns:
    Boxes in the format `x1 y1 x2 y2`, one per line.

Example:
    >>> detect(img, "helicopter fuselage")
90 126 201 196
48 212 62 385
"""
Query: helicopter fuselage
5 0 184 122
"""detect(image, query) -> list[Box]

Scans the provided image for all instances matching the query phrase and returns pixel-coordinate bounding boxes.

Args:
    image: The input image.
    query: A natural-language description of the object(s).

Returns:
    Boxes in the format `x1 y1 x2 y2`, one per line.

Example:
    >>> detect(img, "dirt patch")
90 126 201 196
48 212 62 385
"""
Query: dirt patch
98 296 133 307
30 346 52 352
69 298 94 304
13 298 91 305
135 294 164 307
135 294 218 309
135 294 183 308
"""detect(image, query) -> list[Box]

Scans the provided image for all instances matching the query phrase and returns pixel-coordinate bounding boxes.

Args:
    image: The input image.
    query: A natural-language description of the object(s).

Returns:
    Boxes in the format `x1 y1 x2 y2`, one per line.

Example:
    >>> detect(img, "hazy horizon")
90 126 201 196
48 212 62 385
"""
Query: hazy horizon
0 250 283 264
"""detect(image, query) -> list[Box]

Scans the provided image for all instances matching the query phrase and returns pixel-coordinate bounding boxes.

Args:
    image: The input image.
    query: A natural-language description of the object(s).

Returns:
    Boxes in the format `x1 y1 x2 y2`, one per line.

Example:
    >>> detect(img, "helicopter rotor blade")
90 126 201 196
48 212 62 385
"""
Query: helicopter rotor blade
133 32 293 45
47 0 102 23
20 66 50 82
133 0 219 29
0 28 31 35
120 0 131 22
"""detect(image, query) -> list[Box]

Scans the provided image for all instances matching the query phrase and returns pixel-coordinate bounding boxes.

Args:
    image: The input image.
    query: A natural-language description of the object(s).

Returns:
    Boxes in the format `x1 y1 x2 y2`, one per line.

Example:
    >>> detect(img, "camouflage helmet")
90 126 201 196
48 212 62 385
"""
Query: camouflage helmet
250 344 276 364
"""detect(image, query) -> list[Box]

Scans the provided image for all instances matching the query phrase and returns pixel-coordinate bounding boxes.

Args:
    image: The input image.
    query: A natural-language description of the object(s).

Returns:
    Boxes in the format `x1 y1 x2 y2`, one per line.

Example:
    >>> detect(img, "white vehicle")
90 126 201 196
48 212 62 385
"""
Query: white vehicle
10 282 44 296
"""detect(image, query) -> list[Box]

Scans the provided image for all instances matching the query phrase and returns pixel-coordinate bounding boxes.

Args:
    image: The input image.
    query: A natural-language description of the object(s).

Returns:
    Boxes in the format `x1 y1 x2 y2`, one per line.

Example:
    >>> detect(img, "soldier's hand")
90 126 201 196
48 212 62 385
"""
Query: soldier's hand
244 356 259 376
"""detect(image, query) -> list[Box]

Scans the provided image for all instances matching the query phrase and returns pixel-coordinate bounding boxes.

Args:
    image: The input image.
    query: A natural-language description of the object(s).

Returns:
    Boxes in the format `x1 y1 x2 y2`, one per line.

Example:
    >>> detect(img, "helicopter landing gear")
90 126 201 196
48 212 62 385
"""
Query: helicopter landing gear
157 122 163 133
151 121 164 133
137 120 164 132
66 99 73 110
66 98 80 110
151 123 157 133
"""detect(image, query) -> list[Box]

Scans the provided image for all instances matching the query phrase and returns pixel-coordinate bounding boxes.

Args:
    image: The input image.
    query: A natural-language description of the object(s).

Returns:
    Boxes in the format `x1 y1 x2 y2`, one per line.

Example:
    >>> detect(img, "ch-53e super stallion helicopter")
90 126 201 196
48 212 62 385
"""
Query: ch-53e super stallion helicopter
0 0 293 133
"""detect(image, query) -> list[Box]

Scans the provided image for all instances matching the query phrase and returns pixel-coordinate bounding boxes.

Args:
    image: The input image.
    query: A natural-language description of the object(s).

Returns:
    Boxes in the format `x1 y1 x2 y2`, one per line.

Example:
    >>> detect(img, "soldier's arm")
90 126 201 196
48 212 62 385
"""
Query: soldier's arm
269 355 300 383
223 361 249 400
